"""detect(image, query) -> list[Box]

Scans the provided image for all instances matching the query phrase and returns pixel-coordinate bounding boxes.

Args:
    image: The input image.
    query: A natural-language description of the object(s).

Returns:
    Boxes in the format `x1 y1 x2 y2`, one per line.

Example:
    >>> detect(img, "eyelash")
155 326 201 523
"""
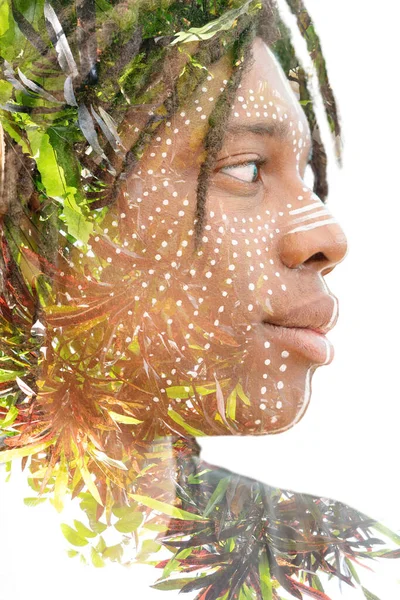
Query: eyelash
217 156 316 194
219 159 265 184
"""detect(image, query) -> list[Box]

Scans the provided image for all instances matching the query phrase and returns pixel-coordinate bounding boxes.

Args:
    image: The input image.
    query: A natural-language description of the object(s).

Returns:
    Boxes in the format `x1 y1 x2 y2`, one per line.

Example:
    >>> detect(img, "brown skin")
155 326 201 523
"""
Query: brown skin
60 38 347 436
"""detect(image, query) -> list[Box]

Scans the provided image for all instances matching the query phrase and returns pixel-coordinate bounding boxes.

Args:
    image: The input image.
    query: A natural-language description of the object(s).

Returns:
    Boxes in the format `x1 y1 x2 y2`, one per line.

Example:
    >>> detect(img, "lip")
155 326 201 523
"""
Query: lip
260 295 339 335
261 322 334 365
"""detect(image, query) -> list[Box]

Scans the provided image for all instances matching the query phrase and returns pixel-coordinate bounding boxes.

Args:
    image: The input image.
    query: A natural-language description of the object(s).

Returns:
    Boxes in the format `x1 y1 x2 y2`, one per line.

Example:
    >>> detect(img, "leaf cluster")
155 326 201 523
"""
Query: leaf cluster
149 462 400 600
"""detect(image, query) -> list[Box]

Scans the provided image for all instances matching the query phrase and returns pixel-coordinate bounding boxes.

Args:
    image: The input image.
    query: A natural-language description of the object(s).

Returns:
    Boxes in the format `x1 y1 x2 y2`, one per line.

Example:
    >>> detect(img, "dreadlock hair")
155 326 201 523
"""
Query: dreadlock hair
194 25 255 248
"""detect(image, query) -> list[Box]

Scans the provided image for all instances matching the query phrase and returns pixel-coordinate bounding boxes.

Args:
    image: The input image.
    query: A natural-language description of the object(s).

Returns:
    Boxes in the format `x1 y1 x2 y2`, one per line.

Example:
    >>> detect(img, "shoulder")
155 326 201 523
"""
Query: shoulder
173 455 400 599
195 456 370 520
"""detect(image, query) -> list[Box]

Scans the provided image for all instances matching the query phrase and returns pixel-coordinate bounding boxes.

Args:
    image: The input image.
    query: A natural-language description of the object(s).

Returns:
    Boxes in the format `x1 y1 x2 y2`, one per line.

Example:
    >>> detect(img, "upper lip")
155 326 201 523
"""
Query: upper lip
261 296 338 335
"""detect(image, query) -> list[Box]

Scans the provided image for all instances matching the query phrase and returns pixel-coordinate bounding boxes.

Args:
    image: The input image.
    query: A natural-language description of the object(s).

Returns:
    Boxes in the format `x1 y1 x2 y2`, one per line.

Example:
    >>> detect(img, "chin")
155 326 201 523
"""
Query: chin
233 365 316 436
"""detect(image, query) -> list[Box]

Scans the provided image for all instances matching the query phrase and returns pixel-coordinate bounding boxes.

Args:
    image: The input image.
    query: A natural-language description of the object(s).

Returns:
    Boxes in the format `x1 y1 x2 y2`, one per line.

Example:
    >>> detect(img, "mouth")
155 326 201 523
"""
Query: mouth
260 322 334 365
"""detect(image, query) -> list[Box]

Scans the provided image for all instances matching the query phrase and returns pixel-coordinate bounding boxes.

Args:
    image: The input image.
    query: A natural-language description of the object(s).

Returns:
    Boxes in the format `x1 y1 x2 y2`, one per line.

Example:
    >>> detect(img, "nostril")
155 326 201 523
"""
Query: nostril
304 252 327 265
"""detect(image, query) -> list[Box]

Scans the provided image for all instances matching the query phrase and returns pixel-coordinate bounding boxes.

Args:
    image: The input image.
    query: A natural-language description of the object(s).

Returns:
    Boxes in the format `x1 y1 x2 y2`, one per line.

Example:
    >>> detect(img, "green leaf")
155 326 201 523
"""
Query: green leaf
73 519 97 539
0 1 10 36
48 127 81 189
79 493 98 518
91 520 108 535
67 550 79 558
114 511 143 533
25 128 93 244
23 497 48 507
161 548 193 579
203 477 230 517
259 549 273 600
166 384 216 399
345 558 360 585
0 370 25 383
112 504 135 519
176 547 194 560
361 588 381 600
171 0 254 45
168 409 205 437
236 382 250 406
166 386 192 399
26 128 67 198
187 469 211 485
151 578 200 591
91 547 105 568
103 544 123 562
62 191 93 244
0 405 18 428
95 536 107 553
127 338 141 355
132 494 205 522
1 119 30 154
60 523 89 547
239 584 255 600
136 539 162 561
311 575 325 593
372 522 400 546
143 522 169 532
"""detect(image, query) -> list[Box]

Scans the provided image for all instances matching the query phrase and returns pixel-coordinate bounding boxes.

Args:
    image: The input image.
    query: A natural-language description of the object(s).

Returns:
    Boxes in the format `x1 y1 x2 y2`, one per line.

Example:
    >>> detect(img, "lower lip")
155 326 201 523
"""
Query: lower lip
261 323 334 365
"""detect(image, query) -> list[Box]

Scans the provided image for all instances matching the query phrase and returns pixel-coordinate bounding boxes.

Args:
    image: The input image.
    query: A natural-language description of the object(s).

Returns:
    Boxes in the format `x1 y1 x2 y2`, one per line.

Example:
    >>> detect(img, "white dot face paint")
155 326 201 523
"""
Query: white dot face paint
59 37 347 438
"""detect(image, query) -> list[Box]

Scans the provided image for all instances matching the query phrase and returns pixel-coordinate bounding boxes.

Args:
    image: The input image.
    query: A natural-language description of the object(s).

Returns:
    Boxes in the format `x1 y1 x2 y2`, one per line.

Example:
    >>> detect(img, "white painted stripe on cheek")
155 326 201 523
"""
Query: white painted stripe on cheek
291 208 330 225
286 217 338 235
289 202 321 215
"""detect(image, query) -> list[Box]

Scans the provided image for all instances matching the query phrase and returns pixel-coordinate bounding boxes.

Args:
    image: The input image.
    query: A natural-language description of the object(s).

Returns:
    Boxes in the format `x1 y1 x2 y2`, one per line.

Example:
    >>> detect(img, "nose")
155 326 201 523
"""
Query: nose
277 207 348 274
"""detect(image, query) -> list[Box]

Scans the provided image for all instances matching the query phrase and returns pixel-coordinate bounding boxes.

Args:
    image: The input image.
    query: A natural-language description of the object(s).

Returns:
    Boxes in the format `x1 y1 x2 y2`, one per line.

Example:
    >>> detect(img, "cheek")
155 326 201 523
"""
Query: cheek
121 173 198 264
193 203 287 326
119 115 213 261
196 178 325 327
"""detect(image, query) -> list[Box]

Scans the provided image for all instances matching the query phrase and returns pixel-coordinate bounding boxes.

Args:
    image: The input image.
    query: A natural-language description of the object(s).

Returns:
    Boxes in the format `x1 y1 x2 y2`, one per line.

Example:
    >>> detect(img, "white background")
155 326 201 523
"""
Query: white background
1 1 399 598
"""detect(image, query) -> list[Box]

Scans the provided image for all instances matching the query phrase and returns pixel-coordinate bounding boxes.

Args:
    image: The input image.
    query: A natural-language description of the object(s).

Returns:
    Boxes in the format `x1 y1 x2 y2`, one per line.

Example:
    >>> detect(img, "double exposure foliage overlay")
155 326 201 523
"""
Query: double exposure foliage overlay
0 1 398 598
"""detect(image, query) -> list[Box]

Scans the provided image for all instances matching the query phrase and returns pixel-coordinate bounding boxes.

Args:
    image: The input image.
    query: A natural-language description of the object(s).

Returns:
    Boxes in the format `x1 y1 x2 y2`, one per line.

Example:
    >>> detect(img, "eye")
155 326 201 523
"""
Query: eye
220 161 259 183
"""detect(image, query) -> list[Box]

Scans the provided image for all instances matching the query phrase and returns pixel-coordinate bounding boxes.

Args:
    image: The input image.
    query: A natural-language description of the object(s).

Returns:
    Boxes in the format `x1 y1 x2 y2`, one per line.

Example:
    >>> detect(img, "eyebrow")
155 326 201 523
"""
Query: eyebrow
225 121 313 161
225 121 292 138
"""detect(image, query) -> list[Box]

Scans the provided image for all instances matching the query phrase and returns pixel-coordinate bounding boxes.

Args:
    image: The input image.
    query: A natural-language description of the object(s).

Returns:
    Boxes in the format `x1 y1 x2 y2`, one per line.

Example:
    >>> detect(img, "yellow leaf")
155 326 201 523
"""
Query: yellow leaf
131 494 205 522
91 448 128 470
226 388 237 421
75 456 103 506
0 440 54 464
109 411 142 425
53 453 69 513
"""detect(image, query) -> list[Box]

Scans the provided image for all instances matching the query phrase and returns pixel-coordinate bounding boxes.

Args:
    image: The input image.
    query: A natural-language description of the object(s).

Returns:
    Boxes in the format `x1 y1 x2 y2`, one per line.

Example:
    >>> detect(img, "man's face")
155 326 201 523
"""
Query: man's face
72 38 347 436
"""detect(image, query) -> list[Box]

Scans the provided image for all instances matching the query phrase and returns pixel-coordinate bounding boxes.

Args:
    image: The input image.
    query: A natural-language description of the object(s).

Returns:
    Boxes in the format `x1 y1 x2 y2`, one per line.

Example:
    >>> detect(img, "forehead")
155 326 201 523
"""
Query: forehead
123 37 312 173
229 37 311 137
172 36 311 152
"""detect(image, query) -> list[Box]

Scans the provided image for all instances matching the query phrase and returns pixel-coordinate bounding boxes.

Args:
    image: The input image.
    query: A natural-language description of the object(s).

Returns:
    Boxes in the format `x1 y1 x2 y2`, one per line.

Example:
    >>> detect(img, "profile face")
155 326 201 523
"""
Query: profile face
56 37 347 437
